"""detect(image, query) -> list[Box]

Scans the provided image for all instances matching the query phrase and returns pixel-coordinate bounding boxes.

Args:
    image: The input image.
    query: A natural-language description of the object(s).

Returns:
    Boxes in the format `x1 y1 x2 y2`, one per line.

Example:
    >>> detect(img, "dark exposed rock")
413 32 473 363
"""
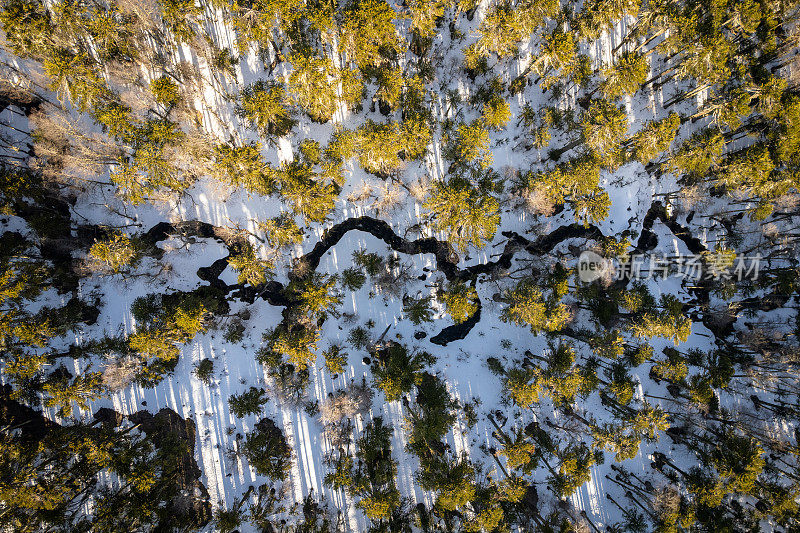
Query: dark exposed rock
98 407 212 528
197 257 230 289
0 81 41 115
0 384 58 441
94 407 126 427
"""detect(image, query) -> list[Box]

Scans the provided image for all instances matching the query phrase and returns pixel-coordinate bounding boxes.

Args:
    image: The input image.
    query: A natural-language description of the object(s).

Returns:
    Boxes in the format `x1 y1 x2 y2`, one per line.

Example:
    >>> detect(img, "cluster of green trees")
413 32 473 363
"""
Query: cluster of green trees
325 417 402 521
127 291 220 384
370 341 434 401
3 0 800 529
212 139 341 223
1 407 212 532
0 170 128 417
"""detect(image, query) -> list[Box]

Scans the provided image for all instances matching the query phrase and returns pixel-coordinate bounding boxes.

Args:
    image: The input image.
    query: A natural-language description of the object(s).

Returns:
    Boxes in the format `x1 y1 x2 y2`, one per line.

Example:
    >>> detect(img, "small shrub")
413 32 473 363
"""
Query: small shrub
229 386 268 418
304 400 319 417
323 344 348 374
353 250 384 276
371 342 435 401
319 380 374 425
151 76 180 105
258 213 304 248
102 356 140 391
241 417 291 480
224 319 246 344
403 295 434 325
348 326 371 350
213 506 242 533
228 242 273 286
341 267 367 291
194 359 214 383
439 281 478 324
463 399 480 428
89 233 139 273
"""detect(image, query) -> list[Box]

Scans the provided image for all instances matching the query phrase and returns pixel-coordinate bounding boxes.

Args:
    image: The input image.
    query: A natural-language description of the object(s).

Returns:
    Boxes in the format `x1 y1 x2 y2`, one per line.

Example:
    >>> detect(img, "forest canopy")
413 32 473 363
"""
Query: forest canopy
1 0 800 531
